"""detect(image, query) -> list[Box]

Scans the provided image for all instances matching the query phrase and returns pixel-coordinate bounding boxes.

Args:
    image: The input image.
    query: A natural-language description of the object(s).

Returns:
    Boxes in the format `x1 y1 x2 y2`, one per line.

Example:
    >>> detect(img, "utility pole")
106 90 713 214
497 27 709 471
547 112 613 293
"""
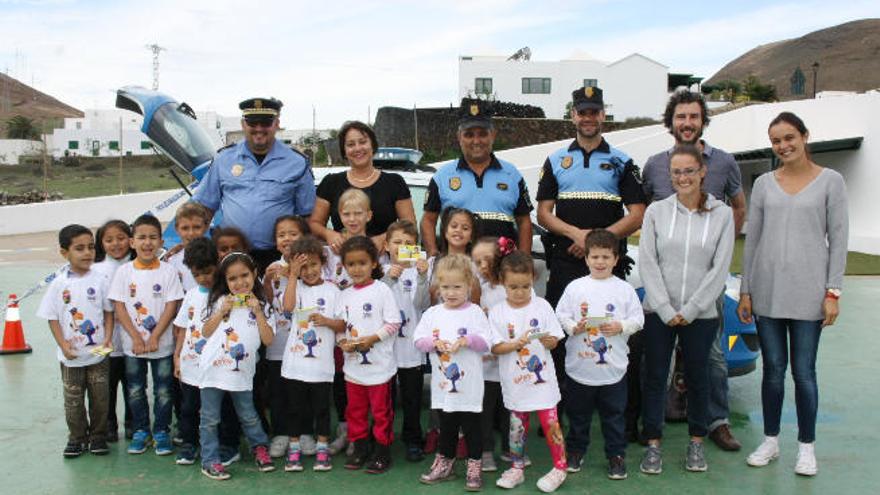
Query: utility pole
118 117 124 194
811 61 820 99
145 43 166 90
413 103 419 151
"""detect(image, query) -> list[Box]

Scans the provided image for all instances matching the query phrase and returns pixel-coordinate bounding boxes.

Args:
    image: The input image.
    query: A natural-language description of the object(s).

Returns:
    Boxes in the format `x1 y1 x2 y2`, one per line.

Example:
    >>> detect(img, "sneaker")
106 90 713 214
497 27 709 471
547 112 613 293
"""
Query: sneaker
314 448 333 472
794 442 818 476
420 454 456 484
345 439 370 470
607 455 627 480
424 428 440 454
270 436 289 458
63 441 84 458
220 450 241 467
536 467 567 493
176 444 197 465
154 431 174 456
496 467 525 489
500 453 531 467
364 444 392 474
640 445 662 475
201 463 231 481
686 440 707 472
254 445 275 472
465 458 483 491
746 436 780 467
300 434 318 456
481 451 498 472
284 448 303 472
566 451 584 473
329 423 348 455
172 430 185 447
127 430 152 454
406 444 425 463
709 424 742 451
90 439 110 456
456 435 467 459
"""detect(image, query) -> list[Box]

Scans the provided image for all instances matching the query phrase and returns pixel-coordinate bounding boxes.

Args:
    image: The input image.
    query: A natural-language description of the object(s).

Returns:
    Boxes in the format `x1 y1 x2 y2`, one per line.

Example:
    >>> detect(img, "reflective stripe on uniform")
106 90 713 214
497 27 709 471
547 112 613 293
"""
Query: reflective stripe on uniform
474 211 516 223
557 191 622 202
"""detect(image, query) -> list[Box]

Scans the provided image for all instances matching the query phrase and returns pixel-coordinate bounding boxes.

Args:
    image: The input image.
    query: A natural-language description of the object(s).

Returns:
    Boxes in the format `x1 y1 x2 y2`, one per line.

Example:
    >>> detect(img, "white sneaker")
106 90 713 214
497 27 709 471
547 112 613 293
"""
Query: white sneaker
481 451 498 472
795 442 818 476
328 423 348 455
269 436 289 458
746 436 780 467
496 467 525 489
536 468 567 493
300 434 317 456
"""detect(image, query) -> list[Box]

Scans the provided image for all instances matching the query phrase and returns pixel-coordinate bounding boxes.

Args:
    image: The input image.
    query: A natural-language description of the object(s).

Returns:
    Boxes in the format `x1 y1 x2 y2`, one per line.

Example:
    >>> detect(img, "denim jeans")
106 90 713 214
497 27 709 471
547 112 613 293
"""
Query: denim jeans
565 375 627 458
755 316 822 443
125 355 173 434
707 292 730 432
642 314 717 439
200 387 269 467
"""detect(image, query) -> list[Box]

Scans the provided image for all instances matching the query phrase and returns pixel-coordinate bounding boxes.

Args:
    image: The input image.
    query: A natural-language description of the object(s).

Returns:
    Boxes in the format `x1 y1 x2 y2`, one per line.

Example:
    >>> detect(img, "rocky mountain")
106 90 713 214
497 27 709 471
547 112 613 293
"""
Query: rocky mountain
0 73 83 136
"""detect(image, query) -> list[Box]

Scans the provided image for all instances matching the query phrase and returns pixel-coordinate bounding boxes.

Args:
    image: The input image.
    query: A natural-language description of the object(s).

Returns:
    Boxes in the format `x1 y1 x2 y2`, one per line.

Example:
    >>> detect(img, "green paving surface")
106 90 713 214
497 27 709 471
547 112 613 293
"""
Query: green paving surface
2 263 878 494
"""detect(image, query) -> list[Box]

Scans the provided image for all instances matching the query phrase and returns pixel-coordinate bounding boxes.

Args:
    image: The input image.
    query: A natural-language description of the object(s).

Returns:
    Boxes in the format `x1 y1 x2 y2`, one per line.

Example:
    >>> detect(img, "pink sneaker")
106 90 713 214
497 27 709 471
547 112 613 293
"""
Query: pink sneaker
253 445 275 472
314 448 332 472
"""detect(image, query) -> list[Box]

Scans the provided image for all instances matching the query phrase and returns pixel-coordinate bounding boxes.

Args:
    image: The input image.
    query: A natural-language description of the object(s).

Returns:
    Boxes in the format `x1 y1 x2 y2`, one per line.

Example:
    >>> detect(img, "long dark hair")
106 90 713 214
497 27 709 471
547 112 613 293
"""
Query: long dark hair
206 252 269 318
670 144 710 213
437 206 479 256
95 219 134 262
339 236 384 280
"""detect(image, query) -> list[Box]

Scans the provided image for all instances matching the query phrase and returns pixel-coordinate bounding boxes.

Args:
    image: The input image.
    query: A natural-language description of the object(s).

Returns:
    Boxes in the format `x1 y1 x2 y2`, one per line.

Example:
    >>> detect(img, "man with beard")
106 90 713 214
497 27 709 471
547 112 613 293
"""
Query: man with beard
640 90 746 452
193 97 316 273
421 98 533 255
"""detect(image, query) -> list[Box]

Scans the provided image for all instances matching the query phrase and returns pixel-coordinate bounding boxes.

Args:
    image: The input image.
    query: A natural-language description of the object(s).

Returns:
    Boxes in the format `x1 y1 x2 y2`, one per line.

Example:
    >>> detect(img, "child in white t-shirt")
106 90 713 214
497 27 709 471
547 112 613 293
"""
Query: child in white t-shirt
164 202 211 292
382 219 431 462
414 254 490 491
108 214 184 456
37 224 114 457
335 236 401 474
279 236 342 472
170 238 217 465
93 219 134 443
556 229 643 480
322 188 373 290
260 215 309 458
197 252 276 480
489 251 568 493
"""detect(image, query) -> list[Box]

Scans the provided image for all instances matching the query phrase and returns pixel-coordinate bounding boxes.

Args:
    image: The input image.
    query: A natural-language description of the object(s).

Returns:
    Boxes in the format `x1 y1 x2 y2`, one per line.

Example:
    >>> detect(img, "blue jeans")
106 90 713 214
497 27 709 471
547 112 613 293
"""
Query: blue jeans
125 355 173 434
755 316 822 443
200 387 269 467
643 314 717 439
707 293 730 431
565 375 627 458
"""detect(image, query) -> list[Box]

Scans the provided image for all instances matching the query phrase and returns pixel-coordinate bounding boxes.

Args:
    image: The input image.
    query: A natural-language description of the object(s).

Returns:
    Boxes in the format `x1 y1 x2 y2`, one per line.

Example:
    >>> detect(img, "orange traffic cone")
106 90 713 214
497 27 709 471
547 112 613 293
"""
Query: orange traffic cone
0 294 32 355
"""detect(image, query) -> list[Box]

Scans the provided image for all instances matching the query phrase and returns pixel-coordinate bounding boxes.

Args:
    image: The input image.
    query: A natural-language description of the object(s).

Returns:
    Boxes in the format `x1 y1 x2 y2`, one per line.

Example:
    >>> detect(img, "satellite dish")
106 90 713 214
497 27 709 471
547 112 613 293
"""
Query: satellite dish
507 47 532 61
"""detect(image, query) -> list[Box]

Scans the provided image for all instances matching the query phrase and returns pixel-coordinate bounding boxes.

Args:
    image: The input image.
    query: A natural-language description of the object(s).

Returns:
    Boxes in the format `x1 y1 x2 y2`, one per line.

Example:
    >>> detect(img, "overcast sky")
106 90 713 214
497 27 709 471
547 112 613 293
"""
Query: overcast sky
1 0 877 129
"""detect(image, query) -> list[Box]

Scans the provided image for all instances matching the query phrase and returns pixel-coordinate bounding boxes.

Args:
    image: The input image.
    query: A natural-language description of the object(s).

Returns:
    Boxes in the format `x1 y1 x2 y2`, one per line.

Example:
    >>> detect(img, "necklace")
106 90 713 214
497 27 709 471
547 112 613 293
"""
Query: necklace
348 168 378 184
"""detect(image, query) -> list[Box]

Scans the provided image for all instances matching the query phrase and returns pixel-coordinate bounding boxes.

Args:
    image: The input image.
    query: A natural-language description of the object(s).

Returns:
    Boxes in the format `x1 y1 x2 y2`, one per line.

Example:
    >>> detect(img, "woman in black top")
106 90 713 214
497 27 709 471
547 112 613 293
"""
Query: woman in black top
309 121 416 251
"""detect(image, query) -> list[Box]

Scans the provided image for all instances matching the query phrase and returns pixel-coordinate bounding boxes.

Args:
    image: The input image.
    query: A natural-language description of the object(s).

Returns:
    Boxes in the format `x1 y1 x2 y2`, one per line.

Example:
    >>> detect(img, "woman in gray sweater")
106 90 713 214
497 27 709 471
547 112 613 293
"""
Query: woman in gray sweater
738 112 848 476
638 144 735 475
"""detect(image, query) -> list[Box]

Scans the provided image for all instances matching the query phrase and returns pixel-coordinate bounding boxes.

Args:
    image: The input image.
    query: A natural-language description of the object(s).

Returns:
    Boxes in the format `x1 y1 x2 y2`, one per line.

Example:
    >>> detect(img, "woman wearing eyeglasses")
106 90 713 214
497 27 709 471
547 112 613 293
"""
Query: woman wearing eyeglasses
636 144 735 475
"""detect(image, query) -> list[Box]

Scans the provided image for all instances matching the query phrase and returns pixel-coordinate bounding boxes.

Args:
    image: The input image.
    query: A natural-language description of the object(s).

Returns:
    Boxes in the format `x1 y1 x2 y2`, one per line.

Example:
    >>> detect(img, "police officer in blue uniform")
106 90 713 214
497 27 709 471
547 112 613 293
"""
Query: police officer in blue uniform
193 97 316 272
421 99 533 255
536 86 646 306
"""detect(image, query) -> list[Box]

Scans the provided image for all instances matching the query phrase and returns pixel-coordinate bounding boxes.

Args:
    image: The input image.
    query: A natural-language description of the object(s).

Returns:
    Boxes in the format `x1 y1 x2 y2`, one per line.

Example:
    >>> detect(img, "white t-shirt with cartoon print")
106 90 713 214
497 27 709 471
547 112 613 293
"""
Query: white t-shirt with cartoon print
172 286 210 386
336 281 401 386
383 263 430 369
37 266 113 367
489 297 564 412
264 259 293 361
322 246 353 291
198 300 275 391
108 261 184 359
93 257 127 357
413 303 489 413
281 280 339 383
167 248 197 293
557 276 644 386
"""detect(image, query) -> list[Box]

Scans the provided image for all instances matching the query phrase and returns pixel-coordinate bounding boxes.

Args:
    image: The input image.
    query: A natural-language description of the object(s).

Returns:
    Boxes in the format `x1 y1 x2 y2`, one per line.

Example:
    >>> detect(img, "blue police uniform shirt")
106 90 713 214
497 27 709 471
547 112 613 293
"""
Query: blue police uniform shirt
536 138 645 262
424 154 532 239
193 139 316 250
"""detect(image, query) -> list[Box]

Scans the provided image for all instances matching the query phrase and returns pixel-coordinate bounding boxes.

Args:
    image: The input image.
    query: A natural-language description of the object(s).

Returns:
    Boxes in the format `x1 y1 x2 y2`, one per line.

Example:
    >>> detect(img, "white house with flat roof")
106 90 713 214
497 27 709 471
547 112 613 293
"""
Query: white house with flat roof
458 52 669 121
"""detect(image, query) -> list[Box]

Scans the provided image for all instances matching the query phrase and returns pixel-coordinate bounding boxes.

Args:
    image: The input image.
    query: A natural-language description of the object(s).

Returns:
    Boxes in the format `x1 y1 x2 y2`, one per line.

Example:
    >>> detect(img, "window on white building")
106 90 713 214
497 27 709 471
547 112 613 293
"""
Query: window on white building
68 141 79 150
75 122 82 130
522 78 551 94
109 141 119 151
475 78 493 95
140 141 151 150
584 78 598 88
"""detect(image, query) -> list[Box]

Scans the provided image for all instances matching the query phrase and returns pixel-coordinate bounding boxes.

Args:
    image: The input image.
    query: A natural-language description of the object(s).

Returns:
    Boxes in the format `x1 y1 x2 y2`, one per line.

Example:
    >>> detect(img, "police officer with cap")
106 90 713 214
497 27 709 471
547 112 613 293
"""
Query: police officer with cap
536 86 646 306
193 97 316 272
421 98 533 255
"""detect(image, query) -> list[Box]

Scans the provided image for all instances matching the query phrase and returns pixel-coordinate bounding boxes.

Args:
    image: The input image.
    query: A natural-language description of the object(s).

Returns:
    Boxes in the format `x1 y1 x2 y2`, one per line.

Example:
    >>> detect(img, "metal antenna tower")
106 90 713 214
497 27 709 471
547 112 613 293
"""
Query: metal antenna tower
145 43 166 90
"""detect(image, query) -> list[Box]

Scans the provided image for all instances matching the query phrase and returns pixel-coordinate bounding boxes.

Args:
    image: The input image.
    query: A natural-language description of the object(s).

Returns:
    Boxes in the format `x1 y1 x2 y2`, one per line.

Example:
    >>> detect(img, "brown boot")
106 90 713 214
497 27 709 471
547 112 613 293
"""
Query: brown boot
709 424 742 451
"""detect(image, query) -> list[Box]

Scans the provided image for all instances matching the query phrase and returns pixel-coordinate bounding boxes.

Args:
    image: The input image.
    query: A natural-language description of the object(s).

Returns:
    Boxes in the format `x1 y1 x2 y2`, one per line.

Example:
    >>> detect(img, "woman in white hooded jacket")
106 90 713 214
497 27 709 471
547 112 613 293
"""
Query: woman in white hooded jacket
637 144 734 475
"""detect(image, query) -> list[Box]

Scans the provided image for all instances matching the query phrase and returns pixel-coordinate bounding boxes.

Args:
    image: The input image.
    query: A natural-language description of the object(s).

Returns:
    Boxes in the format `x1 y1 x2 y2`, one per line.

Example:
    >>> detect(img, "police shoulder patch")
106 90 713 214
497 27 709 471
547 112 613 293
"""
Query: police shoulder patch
561 156 573 169
496 182 508 191
449 176 461 191
600 162 613 171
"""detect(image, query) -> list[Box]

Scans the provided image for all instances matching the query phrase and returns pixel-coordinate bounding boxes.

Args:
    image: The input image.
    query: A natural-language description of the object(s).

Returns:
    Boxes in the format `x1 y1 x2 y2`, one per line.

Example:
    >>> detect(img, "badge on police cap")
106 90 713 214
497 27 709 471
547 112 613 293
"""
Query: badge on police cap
449 177 461 191
231 164 244 177
585 87 594 98
469 104 479 116
561 156 573 169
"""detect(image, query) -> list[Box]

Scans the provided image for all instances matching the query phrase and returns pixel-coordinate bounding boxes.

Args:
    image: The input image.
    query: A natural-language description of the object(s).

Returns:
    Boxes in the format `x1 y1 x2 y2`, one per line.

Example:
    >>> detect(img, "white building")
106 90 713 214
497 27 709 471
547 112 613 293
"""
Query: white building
44 108 226 159
458 52 669 121
0 139 44 165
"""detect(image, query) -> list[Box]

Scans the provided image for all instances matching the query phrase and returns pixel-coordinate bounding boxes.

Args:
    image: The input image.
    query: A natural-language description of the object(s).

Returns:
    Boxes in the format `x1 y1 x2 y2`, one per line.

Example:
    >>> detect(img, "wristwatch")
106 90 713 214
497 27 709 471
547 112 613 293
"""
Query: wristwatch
825 288 842 300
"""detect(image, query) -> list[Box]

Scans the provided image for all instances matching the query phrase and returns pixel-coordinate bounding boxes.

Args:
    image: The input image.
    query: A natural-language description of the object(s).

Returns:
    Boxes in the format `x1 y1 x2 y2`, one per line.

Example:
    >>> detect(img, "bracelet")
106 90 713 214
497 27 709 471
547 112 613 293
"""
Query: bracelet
825 288 841 300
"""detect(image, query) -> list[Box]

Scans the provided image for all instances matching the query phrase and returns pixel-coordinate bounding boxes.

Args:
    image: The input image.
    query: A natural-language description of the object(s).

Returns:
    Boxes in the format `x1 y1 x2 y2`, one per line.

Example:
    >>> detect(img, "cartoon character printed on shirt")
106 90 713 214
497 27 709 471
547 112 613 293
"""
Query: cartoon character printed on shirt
67 306 97 346
436 327 467 393
345 306 372 365
132 301 157 334
398 310 408 338
588 303 616 364
222 327 248 371
335 262 351 290
514 319 547 384
577 301 613 364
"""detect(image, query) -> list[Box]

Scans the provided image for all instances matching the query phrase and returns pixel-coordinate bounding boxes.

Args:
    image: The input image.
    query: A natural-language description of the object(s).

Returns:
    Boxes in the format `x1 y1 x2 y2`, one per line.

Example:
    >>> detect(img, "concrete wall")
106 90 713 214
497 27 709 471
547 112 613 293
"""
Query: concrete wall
0 139 44 165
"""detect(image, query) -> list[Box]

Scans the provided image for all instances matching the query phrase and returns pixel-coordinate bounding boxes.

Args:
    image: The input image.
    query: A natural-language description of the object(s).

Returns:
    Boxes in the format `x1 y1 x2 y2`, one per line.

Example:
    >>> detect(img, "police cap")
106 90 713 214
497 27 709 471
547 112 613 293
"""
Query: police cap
458 98 494 130
572 86 604 112
240 97 282 124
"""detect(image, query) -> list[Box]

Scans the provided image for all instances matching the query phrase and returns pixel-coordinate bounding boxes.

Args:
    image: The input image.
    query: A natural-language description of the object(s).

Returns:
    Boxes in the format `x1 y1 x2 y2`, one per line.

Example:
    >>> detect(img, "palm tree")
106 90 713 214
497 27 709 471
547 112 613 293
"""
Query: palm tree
4 115 41 140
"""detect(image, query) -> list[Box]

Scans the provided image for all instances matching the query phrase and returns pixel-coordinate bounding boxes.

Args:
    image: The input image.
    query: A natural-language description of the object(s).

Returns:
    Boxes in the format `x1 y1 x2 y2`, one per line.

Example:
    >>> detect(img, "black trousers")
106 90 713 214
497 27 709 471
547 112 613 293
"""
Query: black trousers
285 378 332 438
439 411 482 461
179 381 200 446
266 360 290 436
481 381 510 453
564 375 627 459
395 366 424 447
333 369 347 422
624 329 645 433
107 355 131 432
